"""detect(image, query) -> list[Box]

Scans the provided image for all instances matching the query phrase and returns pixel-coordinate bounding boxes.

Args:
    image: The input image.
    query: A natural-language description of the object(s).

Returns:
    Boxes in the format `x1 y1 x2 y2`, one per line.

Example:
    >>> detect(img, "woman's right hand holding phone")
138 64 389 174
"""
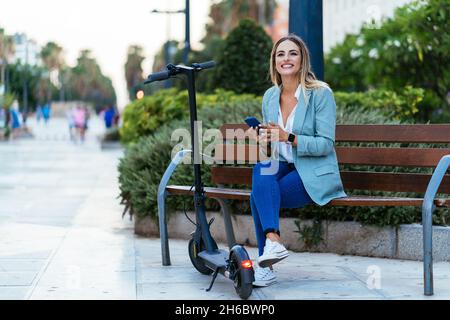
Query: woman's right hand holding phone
246 126 259 142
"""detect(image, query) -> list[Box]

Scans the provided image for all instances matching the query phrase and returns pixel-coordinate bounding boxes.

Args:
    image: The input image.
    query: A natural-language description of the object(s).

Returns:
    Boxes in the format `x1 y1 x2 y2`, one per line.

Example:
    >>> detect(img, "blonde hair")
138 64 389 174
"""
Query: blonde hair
269 34 328 95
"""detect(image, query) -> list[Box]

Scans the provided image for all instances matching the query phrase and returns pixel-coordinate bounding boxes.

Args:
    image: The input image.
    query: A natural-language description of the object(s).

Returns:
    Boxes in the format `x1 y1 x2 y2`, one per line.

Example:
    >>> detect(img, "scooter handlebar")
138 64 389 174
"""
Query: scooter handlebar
145 61 215 84
144 69 171 84
192 61 215 70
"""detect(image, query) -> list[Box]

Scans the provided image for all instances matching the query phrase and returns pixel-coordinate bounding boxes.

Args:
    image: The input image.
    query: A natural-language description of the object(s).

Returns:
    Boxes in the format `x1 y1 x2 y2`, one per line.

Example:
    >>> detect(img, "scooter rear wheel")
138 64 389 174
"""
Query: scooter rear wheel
230 251 253 300
188 238 213 275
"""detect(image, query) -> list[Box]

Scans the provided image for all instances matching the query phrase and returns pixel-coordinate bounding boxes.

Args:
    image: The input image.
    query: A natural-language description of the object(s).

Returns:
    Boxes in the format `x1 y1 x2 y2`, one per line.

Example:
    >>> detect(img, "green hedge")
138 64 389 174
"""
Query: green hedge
117 88 449 227
334 86 424 121
119 88 260 144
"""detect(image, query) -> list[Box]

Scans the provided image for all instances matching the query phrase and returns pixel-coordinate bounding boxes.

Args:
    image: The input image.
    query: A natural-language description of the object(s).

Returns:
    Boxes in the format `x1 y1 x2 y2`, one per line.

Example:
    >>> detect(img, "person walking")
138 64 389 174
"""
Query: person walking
73 105 89 143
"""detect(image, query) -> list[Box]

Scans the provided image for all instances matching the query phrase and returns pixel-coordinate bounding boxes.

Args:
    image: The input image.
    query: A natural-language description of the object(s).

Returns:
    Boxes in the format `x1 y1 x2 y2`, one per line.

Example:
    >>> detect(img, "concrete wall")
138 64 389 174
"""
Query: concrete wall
135 211 450 262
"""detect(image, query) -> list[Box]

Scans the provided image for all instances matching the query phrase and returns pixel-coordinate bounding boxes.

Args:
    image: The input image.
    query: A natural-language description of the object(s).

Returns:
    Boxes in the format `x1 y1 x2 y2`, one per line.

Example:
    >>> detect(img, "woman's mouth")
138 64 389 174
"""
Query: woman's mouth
281 64 294 69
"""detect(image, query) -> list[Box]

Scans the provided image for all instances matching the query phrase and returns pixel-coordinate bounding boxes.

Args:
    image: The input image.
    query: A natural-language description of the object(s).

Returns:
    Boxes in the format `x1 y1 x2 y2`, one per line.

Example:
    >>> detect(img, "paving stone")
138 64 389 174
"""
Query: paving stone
0 272 37 286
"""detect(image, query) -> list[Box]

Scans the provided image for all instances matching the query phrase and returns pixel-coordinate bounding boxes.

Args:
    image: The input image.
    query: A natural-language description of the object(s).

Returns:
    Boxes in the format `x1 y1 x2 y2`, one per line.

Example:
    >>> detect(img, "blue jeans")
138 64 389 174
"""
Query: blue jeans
250 160 312 256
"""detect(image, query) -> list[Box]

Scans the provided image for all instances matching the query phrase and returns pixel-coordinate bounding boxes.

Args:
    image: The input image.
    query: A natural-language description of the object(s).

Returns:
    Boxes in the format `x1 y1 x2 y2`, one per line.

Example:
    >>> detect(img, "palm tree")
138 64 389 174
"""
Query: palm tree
65 49 116 110
204 0 276 41
0 28 15 93
124 45 145 101
40 41 65 102
0 29 15 131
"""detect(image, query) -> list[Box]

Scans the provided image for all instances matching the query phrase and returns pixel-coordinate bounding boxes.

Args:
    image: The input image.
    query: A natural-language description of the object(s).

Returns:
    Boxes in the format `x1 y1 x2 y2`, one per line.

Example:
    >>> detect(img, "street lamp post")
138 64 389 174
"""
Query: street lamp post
151 0 190 66
183 0 190 66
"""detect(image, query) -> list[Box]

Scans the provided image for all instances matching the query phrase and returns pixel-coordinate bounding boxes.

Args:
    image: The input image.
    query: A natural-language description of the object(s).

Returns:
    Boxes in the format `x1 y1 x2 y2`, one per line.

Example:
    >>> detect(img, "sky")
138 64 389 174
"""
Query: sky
0 0 212 109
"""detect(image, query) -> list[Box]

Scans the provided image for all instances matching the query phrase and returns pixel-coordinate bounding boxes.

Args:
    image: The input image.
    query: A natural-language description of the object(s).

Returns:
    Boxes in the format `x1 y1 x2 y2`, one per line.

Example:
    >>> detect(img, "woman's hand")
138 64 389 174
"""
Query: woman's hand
258 122 288 143
245 126 258 142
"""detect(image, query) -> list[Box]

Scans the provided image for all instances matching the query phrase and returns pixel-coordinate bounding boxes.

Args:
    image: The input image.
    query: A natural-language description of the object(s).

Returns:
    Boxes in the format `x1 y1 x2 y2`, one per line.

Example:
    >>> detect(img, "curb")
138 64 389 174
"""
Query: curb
134 211 450 262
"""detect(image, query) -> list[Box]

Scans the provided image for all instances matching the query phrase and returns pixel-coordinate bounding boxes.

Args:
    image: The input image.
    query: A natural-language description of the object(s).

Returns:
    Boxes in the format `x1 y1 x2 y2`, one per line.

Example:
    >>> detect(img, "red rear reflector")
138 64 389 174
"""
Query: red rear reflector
241 260 253 269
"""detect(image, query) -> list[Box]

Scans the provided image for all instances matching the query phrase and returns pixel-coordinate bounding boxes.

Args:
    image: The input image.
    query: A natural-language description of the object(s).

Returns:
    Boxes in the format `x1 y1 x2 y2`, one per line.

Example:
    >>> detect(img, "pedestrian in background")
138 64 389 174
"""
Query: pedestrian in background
73 105 89 143
41 103 51 125
101 105 116 129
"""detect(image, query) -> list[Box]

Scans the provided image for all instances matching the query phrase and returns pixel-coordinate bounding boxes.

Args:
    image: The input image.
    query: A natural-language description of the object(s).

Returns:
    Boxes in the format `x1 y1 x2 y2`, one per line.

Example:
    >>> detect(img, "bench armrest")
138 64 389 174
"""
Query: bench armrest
157 150 192 266
157 149 216 197
423 155 450 212
157 150 192 198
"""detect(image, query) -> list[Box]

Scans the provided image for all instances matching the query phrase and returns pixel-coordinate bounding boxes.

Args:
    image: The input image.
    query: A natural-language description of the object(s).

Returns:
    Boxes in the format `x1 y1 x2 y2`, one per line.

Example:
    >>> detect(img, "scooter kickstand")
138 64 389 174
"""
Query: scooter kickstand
206 268 220 292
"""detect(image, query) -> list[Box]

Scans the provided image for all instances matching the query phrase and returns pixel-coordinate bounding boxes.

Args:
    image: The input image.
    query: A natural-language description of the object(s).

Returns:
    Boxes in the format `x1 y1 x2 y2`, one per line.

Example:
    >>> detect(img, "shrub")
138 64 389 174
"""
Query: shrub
120 88 260 144
212 19 273 95
119 88 185 144
334 86 424 122
325 0 450 123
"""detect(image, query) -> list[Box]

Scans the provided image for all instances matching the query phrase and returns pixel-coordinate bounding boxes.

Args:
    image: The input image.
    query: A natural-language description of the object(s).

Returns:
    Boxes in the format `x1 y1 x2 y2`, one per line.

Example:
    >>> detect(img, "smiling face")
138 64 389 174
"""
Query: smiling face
275 40 301 78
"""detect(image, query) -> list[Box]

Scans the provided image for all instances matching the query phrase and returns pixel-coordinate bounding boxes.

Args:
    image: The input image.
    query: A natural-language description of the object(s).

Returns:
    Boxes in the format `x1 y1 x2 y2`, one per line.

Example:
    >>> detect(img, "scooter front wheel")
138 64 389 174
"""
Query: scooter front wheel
229 248 253 299
188 238 213 275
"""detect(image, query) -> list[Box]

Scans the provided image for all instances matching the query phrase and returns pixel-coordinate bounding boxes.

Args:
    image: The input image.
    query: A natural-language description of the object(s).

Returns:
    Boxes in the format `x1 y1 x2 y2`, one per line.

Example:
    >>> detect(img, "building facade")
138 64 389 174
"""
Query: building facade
12 33 41 66
267 0 413 52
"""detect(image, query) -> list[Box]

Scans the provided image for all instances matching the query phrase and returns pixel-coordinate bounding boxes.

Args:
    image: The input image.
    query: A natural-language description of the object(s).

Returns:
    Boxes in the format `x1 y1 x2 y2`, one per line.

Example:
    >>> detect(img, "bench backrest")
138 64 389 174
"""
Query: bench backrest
212 124 450 194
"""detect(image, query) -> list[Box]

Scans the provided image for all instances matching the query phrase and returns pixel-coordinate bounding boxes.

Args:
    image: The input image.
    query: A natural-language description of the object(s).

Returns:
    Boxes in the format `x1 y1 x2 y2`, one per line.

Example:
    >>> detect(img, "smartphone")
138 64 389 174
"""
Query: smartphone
244 116 261 129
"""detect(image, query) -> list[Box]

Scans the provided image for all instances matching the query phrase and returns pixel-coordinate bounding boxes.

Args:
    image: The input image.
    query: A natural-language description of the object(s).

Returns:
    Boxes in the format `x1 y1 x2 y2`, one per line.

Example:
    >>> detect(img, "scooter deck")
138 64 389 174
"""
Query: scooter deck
198 249 229 268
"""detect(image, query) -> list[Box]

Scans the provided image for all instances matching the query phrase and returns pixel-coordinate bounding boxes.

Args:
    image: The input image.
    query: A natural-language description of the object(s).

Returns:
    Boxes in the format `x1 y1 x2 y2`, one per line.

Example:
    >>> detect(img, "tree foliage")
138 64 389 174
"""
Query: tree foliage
203 0 276 43
65 49 116 110
212 19 273 95
0 28 15 89
125 45 145 101
325 0 450 122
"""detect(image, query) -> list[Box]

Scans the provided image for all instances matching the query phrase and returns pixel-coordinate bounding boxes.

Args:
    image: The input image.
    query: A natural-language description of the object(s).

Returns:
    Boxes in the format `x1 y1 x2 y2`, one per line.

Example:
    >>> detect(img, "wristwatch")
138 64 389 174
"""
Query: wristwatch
287 133 296 144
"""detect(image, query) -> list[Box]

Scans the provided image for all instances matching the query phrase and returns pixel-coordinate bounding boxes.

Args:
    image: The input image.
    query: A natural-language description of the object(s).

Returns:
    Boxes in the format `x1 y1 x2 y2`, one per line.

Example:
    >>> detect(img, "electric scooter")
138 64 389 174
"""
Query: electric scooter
145 61 254 299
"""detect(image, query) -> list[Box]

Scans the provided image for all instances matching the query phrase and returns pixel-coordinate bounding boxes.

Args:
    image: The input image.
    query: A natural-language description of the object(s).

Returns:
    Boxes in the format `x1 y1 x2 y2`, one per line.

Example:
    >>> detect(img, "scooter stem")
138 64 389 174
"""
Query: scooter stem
185 68 218 253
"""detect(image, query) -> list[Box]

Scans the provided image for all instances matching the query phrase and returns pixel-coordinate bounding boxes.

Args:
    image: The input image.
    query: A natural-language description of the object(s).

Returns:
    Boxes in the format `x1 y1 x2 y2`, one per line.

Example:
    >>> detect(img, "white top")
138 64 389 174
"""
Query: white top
277 85 301 163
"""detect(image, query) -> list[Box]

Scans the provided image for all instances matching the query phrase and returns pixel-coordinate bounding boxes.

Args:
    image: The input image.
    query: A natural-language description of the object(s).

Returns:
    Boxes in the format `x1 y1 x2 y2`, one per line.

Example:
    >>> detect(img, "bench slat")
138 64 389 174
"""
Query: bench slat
335 125 450 143
165 185 450 207
211 166 450 194
214 144 450 167
341 171 450 194
219 124 450 143
211 166 252 185
336 147 450 167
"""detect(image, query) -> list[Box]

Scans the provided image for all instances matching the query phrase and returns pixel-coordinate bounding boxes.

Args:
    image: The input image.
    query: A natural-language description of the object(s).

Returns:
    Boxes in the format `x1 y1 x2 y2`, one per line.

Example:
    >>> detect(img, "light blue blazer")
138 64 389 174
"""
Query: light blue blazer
261 85 347 206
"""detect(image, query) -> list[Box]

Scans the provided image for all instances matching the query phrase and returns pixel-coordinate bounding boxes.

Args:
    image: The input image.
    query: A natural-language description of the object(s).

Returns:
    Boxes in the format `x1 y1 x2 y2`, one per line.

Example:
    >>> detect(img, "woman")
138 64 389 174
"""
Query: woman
250 34 347 287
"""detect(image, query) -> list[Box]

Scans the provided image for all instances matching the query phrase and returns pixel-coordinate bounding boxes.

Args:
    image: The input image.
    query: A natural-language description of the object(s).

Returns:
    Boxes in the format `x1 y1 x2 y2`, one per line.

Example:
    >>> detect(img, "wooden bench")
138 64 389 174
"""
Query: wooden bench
159 124 450 296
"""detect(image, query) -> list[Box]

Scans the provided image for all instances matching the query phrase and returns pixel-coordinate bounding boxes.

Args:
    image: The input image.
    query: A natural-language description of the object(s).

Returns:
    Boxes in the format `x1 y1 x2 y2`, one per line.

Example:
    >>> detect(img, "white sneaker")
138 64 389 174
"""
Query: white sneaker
253 266 276 287
257 238 289 268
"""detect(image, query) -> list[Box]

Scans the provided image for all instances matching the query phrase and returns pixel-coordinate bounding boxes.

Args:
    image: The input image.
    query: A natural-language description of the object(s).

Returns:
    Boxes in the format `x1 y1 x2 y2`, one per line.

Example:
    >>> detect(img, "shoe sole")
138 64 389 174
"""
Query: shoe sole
253 279 277 287
257 253 289 268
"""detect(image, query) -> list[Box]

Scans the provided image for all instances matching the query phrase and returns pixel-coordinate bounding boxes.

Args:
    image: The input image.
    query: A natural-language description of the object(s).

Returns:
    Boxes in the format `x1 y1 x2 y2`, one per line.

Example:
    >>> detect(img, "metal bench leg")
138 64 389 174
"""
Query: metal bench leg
157 190 171 266
157 150 192 266
420 155 450 296
422 203 434 296
421 155 450 295
215 198 236 250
